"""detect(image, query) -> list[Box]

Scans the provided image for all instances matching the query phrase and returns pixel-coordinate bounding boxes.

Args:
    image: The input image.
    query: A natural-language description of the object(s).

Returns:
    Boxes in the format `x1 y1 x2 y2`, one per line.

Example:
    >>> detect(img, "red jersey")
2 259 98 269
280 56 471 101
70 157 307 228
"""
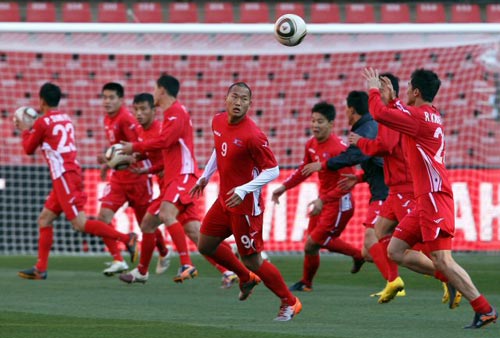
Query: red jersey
283 134 354 203
22 110 81 180
104 105 145 184
368 89 452 198
212 112 278 216
137 119 164 184
132 100 197 186
357 119 413 194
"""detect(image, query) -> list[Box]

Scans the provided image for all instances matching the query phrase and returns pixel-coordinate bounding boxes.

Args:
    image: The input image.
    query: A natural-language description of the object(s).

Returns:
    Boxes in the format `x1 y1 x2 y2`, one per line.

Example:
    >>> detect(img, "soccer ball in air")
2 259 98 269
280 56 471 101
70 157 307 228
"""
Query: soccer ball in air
274 14 307 47
105 144 131 170
13 106 38 128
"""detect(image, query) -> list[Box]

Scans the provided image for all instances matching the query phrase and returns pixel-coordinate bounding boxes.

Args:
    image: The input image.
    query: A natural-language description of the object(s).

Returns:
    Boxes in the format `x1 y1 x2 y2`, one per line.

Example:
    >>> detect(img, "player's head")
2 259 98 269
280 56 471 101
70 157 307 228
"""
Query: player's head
155 75 180 106
102 82 124 116
346 91 369 126
39 82 61 111
226 82 252 124
311 101 335 142
380 72 399 97
408 68 441 105
133 93 155 128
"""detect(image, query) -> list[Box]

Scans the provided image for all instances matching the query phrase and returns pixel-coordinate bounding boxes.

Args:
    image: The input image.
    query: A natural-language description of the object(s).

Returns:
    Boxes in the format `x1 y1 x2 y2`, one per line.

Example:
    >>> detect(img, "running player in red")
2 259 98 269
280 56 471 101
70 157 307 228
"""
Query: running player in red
364 67 497 328
191 82 302 321
97 82 152 276
16 82 138 280
271 101 363 292
119 92 237 287
344 73 412 303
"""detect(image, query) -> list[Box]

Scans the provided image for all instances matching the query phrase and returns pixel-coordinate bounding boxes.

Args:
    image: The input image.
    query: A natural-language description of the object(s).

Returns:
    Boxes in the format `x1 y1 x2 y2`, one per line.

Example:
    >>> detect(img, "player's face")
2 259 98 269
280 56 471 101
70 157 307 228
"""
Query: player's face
226 86 251 123
133 101 154 127
102 90 123 115
311 112 332 142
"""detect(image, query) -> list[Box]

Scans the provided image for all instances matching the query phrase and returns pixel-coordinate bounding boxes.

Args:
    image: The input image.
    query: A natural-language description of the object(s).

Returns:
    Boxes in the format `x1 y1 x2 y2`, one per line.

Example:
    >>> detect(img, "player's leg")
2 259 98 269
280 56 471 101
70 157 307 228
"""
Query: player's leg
18 205 58 280
289 235 320 292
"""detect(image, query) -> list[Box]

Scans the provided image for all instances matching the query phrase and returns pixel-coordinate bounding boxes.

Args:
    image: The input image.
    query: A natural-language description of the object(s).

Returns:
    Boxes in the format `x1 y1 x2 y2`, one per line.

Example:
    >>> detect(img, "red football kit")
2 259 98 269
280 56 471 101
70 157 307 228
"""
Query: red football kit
369 89 454 250
357 118 415 222
200 112 278 256
132 100 199 221
101 106 151 220
282 134 355 245
22 110 86 220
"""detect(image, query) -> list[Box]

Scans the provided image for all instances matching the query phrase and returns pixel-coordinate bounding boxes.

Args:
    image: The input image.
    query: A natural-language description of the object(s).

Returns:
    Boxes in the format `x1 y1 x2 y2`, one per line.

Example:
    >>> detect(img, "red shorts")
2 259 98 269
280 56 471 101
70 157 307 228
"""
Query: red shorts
200 198 263 257
363 200 384 228
100 178 152 222
309 193 354 246
161 174 197 205
147 196 201 225
393 192 454 251
45 171 87 221
379 192 415 222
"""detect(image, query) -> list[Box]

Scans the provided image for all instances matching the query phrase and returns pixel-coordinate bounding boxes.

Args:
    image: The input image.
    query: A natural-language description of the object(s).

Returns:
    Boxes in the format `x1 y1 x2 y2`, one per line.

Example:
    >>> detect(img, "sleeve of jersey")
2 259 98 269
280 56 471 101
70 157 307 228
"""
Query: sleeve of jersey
199 149 218 182
357 126 398 157
322 145 370 171
234 166 279 200
369 89 419 137
282 144 311 191
21 119 47 155
132 114 184 153
248 131 278 170
122 116 139 142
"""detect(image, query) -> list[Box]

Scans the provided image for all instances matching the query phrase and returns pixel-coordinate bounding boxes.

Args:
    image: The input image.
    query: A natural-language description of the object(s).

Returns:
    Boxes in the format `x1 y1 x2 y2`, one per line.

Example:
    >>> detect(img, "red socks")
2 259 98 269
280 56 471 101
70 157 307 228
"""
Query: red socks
166 222 191 266
138 233 155 275
302 254 320 287
379 235 399 282
84 220 129 243
255 260 296 306
203 242 250 281
325 237 363 260
471 295 493 314
154 228 167 257
368 242 389 281
35 226 53 272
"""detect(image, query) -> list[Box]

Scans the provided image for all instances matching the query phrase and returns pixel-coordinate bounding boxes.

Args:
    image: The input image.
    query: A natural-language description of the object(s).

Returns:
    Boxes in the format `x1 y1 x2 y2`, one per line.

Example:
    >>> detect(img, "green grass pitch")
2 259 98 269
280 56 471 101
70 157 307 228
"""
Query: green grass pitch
0 253 498 338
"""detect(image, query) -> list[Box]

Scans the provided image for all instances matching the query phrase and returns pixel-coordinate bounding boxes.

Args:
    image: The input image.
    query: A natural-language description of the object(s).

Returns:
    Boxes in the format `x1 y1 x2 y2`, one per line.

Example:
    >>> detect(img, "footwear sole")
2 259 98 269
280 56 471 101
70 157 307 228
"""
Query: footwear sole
18 272 46 280
378 286 404 304
173 270 198 283
103 269 127 277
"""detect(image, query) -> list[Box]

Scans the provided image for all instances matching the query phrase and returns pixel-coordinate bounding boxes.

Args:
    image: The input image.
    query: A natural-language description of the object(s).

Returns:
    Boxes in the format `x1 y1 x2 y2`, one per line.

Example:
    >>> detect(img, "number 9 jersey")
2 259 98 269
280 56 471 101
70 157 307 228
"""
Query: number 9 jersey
21 110 81 180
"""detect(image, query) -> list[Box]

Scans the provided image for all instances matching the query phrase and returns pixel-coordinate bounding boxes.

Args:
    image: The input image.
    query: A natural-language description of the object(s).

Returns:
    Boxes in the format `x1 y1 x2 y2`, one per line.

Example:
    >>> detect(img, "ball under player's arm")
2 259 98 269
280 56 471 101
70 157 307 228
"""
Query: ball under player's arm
21 119 47 155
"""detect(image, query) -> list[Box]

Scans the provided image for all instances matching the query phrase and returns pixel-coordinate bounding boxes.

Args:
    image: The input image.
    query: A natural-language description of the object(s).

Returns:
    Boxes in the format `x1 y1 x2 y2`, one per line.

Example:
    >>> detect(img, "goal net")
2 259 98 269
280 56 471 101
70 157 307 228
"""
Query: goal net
1 23 499 255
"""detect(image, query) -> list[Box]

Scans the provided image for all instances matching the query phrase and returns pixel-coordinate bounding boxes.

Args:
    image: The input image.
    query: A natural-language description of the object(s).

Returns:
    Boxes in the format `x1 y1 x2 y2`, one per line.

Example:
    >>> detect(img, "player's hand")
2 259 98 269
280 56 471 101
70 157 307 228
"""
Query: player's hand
99 165 109 181
189 177 208 199
348 132 362 146
119 141 134 155
302 162 322 176
380 76 396 104
362 67 380 91
225 188 243 208
308 198 323 216
96 154 107 164
271 185 286 204
338 173 358 191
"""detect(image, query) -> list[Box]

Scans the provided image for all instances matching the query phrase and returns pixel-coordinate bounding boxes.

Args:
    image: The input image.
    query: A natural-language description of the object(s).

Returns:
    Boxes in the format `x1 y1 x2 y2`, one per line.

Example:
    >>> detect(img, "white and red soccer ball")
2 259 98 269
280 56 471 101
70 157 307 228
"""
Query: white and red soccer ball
274 14 307 47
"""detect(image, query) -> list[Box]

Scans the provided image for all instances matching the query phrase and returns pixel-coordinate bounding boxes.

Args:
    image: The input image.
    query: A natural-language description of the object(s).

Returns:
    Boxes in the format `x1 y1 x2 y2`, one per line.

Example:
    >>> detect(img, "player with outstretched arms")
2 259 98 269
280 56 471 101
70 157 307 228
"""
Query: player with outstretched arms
16 83 138 280
97 82 152 276
363 67 497 329
272 101 363 292
190 82 302 321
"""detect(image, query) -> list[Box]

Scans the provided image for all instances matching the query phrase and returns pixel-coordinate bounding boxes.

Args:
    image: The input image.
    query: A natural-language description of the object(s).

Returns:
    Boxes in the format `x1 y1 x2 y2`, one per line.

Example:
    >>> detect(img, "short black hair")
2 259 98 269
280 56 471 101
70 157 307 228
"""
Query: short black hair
410 68 441 102
102 82 124 98
380 72 400 97
312 101 336 121
39 82 61 107
133 93 154 108
157 75 180 98
347 91 369 115
227 82 252 99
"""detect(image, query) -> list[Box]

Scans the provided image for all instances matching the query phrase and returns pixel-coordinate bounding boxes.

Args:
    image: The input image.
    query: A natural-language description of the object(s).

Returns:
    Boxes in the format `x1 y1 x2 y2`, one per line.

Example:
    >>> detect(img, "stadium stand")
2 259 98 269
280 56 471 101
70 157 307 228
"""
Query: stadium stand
486 4 500 23
168 2 198 23
310 3 340 23
0 2 20 22
450 4 481 23
204 2 233 23
132 2 163 23
380 3 410 23
274 3 305 20
415 3 446 23
239 2 269 23
97 2 127 23
344 4 375 23
62 2 92 23
26 2 56 22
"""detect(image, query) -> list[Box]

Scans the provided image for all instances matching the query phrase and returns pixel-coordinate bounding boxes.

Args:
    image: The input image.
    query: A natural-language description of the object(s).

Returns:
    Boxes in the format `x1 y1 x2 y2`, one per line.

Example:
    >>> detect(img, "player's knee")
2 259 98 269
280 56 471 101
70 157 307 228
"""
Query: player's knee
387 246 402 264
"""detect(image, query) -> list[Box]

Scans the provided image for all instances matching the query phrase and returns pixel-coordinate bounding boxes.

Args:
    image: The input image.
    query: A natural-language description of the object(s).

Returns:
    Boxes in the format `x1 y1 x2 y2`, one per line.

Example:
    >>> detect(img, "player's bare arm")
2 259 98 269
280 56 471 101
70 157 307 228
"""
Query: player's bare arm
271 185 286 204
302 161 322 176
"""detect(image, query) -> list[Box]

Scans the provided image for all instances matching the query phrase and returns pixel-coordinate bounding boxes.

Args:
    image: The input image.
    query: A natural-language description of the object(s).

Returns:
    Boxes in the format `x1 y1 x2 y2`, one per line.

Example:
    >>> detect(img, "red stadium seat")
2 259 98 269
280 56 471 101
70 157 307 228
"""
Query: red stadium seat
204 2 234 23
62 2 92 23
486 4 500 23
0 2 19 22
451 4 481 23
132 2 162 23
310 3 340 23
168 2 198 23
97 2 127 23
274 3 305 20
239 3 269 23
415 3 446 23
380 3 410 23
26 2 56 22
345 4 375 23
